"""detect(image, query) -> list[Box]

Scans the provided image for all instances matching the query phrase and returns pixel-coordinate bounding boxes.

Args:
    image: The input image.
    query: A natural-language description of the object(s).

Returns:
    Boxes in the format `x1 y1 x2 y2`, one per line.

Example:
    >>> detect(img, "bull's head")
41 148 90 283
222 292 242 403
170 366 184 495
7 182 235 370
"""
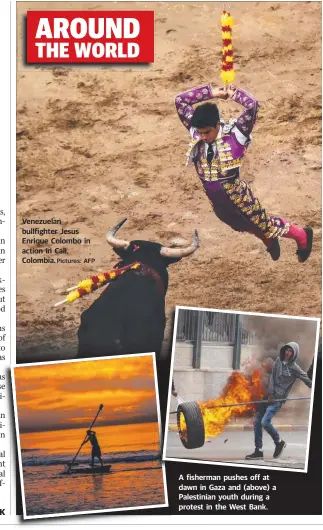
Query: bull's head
106 218 199 267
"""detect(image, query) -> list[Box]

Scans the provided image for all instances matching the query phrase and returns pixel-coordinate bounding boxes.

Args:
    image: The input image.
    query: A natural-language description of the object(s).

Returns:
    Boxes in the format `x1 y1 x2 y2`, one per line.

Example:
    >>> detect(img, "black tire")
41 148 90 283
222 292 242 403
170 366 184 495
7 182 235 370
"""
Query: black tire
177 401 205 449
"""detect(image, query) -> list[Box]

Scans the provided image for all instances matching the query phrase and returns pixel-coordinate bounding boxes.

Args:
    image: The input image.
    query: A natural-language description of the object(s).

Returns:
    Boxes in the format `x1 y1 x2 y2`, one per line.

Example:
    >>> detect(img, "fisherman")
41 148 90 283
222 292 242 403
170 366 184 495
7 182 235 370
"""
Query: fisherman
82 430 103 467
175 83 313 262
246 342 312 460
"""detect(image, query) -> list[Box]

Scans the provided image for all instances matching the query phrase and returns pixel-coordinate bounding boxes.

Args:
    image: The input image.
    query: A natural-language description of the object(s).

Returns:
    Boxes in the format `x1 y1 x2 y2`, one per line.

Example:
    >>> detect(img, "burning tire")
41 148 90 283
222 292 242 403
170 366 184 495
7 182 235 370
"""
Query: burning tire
177 401 205 449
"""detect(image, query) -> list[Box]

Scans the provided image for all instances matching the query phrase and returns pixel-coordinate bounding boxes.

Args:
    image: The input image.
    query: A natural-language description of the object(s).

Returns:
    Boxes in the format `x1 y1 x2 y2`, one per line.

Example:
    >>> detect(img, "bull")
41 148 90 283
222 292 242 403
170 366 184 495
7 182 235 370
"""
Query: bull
76 218 199 359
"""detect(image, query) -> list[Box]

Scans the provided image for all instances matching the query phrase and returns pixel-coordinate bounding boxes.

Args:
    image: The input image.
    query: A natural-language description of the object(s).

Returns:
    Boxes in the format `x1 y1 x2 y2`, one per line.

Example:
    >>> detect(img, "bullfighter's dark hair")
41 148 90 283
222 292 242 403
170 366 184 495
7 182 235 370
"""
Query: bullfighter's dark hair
191 102 220 129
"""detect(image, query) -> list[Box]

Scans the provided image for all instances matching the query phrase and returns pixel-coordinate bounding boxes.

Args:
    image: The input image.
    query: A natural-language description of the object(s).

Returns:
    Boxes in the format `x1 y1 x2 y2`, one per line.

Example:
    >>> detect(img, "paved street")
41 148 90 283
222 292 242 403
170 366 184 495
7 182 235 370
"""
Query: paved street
165 429 309 470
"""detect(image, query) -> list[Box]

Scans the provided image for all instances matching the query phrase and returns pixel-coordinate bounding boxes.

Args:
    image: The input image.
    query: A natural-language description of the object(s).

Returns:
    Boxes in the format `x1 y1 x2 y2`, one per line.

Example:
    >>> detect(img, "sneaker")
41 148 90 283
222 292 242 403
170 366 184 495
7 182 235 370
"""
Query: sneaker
296 226 313 263
266 239 280 261
245 449 264 460
273 440 286 458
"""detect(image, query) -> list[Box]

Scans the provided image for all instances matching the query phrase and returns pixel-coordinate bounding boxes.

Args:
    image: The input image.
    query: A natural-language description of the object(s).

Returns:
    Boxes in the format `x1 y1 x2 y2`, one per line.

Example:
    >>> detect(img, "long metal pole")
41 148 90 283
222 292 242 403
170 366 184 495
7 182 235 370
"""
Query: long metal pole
205 396 311 409
170 396 310 414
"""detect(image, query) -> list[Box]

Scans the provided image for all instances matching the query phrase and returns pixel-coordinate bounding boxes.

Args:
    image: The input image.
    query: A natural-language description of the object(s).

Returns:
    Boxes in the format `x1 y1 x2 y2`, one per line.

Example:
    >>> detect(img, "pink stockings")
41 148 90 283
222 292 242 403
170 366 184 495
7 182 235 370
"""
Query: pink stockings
250 221 307 250
281 223 307 249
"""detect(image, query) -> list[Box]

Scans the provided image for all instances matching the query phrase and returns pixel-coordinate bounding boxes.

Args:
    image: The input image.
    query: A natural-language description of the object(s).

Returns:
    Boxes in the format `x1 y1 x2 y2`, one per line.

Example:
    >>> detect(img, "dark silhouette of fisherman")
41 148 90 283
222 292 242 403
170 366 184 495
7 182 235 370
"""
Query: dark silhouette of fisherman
82 430 103 467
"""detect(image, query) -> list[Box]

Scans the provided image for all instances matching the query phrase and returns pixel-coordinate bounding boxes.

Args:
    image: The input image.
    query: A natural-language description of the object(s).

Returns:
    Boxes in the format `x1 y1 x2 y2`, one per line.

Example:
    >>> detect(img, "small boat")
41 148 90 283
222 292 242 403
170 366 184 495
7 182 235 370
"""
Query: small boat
63 464 112 475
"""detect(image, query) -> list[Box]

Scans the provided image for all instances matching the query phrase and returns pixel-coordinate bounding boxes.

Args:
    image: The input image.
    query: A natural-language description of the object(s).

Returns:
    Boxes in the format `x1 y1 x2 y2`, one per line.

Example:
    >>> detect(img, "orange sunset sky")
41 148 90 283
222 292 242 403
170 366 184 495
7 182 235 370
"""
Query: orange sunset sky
14 355 158 433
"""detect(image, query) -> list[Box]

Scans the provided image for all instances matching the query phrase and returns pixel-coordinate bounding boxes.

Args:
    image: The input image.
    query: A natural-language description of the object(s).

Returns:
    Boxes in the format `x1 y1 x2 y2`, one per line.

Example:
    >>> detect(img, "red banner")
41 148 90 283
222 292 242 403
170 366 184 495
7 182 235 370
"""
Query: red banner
26 11 154 63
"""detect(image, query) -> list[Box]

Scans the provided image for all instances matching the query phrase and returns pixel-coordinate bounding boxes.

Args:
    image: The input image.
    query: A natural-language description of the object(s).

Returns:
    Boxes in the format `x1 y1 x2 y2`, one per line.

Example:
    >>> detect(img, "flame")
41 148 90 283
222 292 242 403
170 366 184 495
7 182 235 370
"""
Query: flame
179 412 188 443
199 370 264 438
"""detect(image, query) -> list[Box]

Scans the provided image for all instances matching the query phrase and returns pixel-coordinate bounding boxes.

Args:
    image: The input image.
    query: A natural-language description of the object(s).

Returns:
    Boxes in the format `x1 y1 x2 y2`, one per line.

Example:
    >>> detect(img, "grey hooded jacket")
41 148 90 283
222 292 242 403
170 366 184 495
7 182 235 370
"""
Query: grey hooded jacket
268 342 312 400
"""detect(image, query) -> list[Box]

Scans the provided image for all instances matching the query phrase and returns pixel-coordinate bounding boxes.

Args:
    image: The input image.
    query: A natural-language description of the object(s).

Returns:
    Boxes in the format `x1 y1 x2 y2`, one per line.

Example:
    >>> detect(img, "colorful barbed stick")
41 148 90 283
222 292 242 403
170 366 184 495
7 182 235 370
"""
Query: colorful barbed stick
54 262 141 307
220 8 235 86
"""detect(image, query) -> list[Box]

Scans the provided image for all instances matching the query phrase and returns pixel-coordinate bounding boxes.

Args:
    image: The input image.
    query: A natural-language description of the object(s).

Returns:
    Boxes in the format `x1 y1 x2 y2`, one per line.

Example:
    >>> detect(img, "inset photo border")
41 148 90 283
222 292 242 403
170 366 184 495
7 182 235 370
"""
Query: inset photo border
163 306 320 474
12 353 168 519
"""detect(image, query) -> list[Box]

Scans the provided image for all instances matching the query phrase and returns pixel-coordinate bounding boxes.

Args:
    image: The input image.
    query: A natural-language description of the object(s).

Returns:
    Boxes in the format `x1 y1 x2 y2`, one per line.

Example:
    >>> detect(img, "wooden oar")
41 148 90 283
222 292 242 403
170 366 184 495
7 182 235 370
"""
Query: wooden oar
66 404 104 470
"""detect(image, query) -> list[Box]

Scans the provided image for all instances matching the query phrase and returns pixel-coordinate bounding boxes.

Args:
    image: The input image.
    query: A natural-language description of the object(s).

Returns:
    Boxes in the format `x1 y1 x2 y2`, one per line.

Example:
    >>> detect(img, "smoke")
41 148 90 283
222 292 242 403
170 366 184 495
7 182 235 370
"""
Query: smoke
241 314 318 368
241 314 319 420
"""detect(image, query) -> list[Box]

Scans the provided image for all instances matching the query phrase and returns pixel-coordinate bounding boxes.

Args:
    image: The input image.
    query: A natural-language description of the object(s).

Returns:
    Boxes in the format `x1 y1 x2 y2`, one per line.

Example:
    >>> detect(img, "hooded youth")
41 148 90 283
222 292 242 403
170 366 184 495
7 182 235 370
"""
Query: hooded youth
268 341 312 400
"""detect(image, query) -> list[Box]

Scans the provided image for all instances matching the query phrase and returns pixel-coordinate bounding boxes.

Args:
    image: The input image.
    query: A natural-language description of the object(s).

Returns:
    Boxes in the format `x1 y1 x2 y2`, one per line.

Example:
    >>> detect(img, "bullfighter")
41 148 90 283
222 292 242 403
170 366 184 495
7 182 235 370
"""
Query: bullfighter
175 83 313 261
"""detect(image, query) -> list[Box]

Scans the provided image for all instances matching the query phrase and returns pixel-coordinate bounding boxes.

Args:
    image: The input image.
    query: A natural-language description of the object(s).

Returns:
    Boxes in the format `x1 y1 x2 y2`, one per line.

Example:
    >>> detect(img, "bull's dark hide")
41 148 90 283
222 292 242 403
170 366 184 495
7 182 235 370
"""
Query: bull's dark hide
76 240 181 359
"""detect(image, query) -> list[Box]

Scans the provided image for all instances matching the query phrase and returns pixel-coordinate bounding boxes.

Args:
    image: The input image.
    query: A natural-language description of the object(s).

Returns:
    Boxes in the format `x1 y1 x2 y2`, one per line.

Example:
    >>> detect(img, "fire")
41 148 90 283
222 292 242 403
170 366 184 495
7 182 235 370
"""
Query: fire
179 413 187 442
199 370 263 438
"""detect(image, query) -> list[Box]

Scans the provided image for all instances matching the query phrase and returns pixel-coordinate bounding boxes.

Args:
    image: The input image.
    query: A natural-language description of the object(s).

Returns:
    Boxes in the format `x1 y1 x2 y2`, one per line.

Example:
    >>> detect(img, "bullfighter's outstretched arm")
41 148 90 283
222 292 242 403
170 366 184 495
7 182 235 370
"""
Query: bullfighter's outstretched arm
174 84 215 133
230 86 259 139
175 84 259 140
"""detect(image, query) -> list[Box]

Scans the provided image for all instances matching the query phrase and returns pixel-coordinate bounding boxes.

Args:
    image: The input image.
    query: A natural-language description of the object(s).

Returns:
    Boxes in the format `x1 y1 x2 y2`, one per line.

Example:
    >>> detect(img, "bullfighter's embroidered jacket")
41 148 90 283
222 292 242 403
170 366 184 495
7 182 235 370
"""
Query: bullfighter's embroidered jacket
175 84 259 190
175 85 289 239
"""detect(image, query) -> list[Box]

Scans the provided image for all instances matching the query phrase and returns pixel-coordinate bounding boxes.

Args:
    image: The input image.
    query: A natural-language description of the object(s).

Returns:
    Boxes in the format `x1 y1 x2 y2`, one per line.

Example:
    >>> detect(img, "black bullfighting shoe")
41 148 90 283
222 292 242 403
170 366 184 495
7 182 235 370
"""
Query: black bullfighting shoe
297 226 313 263
273 440 286 459
245 449 264 460
266 238 280 261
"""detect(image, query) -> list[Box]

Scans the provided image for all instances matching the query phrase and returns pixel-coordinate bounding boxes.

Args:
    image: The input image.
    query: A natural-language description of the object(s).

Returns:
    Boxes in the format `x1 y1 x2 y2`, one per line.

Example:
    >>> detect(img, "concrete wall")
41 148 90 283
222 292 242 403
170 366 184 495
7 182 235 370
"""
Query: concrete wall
174 341 234 370
173 367 233 403
200 343 234 370
241 344 260 368
174 342 193 368
173 341 234 402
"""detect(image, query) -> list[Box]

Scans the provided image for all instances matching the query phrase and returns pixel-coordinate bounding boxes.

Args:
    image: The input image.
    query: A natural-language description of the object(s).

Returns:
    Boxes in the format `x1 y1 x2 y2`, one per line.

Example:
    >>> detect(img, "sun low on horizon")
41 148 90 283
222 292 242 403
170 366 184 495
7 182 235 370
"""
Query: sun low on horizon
14 354 158 434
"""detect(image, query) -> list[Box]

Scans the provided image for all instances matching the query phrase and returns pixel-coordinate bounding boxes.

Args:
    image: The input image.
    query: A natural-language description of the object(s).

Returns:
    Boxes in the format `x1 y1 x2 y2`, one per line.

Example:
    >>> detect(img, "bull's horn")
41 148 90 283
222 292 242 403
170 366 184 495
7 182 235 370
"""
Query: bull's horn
160 230 199 258
106 218 130 249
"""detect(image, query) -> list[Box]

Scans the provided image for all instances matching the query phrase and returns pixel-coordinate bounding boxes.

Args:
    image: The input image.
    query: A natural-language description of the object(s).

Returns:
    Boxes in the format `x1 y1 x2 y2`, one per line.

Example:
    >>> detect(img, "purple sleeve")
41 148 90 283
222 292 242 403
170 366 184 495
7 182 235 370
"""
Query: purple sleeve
175 84 214 132
231 87 259 137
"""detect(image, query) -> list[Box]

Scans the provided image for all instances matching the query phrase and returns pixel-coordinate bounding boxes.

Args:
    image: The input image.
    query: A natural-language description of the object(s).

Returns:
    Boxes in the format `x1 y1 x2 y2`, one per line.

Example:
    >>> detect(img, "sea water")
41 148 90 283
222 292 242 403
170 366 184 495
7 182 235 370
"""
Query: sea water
19 422 165 516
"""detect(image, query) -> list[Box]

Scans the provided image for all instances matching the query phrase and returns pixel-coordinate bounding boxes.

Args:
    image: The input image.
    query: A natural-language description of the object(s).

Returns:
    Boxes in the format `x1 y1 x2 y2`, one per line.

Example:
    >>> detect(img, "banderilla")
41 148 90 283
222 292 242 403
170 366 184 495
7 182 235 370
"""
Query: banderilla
170 396 311 414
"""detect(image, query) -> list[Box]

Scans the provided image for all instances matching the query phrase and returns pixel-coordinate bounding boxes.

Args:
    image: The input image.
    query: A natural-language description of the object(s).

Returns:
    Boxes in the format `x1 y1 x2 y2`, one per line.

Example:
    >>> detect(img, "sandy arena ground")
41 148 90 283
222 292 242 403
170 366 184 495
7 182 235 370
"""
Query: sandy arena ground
16 2 322 362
